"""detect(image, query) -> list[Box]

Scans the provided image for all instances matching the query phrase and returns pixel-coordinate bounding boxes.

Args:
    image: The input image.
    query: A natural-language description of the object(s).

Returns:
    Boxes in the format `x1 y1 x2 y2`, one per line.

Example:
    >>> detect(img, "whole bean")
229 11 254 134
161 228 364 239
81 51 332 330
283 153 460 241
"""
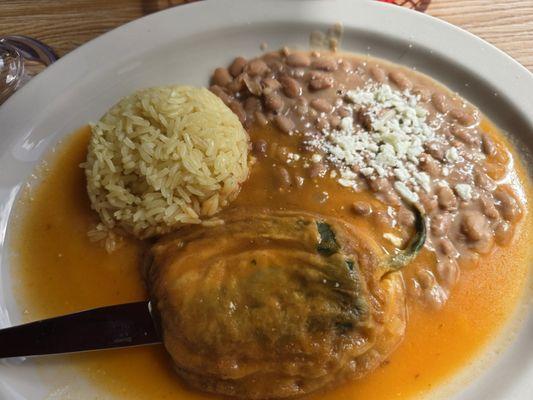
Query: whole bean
244 97 262 115
209 85 232 105
252 139 268 156
420 154 441 177
481 133 497 157
308 72 334 91
431 214 451 236
310 98 333 113
436 258 459 288
264 92 284 112
494 187 521 222
461 211 489 242
420 193 439 213
286 53 311 68
246 59 269 77
431 92 449 114
397 207 415 227
311 58 338 71
254 111 269 126
309 162 328 178
389 71 413 90
228 57 247 77
229 101 246 125
212 67 233 87
352 201 372 216
459 250 480 270
275 166 292 189
274 115 295 134
494 220 515 246
480 195 499 219
329 115 341 129
279 76 302 98
369 65 387 82
437 185 457 210
451 126 477 145
438 239 457 258
450 108 476 126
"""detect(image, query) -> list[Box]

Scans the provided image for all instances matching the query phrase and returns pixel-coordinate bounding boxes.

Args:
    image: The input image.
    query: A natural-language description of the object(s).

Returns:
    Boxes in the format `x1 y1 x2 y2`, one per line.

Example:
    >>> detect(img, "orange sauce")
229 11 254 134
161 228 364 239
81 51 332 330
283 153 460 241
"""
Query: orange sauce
10 123 532 399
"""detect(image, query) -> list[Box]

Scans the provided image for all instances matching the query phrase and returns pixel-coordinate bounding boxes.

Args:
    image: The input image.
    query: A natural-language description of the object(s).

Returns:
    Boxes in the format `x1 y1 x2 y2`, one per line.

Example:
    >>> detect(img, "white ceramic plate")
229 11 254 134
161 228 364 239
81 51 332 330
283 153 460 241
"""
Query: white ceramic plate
0 0 532 398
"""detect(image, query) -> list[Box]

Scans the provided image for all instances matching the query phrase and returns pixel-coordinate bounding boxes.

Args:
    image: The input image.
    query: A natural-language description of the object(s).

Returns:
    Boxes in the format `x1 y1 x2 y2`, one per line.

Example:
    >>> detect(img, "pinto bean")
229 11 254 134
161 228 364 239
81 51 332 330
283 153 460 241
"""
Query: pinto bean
494 187 522 222
275 166 292 189
309 162 328 178
458 250 480 269
425 141 446 161
209 85 232 105
437 185 457 210
389 71 412 90
262 77 281 92
431 214 451 236
311 58 338 71
338 107 351 117
308 72 334 91
286 53 311 68
494 221 515 246
246 59 269 77
474 170 496 191
226 74 245 93
254 111 269 126
420 193 439 213
263 93 284 112
397 207 414 227
431 93 449 114
436 258 459 288
451 126 477 145
212 67 233 87
329 115 341 129
310 98 333 113
420 154 441 177
352 201 372 216
228 101 246 125
481 134 497 157
438 239 457 258
316 118 330 131
480 195 499 219
357 109 373 131
461 211 489 242
244 96 262 115
450 108 476 126
369 177 391 192
416 268 436 290
252 139 268 156
229 57 247 77
274 115 295 134
279 76 302 98
369 65 387 82
412 85 431 102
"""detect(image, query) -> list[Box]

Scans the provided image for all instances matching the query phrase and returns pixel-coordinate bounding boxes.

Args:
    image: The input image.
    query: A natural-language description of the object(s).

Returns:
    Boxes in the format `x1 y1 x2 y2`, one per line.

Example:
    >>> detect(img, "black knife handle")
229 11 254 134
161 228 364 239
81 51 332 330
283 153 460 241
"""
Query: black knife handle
0 301 161 359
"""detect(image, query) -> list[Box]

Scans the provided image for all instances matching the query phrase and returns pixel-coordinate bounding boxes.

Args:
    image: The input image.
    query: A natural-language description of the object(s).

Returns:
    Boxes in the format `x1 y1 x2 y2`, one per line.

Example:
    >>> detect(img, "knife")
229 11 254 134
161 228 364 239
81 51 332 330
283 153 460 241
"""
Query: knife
0 301 161 358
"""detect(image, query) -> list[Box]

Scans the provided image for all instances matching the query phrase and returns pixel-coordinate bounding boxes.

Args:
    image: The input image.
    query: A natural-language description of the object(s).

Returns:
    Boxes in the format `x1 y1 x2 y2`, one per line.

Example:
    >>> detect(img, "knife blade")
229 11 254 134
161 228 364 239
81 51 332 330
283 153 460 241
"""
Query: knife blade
0 301 161 359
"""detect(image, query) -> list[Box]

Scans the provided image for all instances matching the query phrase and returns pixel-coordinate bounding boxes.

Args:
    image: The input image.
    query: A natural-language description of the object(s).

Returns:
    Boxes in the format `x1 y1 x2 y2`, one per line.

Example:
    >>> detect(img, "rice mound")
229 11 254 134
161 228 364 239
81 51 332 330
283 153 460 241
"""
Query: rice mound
84 85 250 243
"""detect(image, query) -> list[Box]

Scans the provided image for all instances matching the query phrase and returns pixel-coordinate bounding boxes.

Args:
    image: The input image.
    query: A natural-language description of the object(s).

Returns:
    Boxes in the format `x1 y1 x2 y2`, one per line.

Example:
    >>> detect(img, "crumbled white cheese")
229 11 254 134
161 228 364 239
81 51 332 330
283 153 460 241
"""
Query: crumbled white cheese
383 233 403 247
309 83 437 204
445 147 460 163
394 181 419 203
311 154 322 163
455 183 473 201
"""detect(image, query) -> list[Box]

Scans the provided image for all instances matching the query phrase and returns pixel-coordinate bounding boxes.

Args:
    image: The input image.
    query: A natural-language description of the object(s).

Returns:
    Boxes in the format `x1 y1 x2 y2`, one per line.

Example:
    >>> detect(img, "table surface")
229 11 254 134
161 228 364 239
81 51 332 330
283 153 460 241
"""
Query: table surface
0 0 532 72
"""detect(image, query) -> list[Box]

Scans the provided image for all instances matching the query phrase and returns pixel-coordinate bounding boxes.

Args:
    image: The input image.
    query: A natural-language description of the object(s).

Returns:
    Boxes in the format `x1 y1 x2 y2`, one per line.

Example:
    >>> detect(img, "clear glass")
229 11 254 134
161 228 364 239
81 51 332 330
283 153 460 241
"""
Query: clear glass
0 36 58 105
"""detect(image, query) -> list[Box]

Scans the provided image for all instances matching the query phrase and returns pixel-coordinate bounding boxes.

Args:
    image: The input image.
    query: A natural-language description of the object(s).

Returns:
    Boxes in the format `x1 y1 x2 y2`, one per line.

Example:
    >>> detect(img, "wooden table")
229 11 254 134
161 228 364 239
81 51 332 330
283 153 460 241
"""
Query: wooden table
1 0 532 71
